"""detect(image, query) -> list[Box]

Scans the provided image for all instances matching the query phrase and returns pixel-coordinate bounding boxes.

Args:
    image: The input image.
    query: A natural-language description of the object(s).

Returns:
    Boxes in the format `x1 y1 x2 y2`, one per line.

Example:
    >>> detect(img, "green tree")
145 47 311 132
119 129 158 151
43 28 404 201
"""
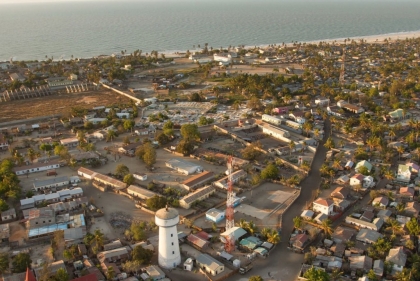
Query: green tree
324 137 335 150
12 252 32 273
0 252 9 275
123 119 135 132
106 129 117 142
143 143 156 168
115 164 129 178
293 216 304 230
155 132 170 145
129 222 147 241
90 229 105 254
146 195 167 211
321 219 333 238
106 266 115 281
84 121 93 130
53 268 69 281
180 124 200 141
0 199 9 212
123 174 135 186
366 269 378 281
163 120 174 130
303 267 330 281
132 245 153 265
260 163 278 180
406 217 420 236
176 139 194 156
241 141 262 160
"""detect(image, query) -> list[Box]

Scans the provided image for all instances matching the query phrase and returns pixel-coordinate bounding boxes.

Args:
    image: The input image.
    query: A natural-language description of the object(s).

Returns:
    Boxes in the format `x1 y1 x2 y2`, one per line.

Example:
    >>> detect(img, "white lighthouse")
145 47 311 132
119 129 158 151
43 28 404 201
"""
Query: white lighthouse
155 206 181 269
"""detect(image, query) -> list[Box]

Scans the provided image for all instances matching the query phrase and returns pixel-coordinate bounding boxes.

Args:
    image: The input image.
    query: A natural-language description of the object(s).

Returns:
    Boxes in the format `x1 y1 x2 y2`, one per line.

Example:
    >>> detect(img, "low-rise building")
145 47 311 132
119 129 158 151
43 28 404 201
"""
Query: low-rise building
372 196 389 208
60 137 79 148
1 208 16 222
165 159 203 175
97 247 130 263
347 217 384 231
145 265 166 281
196 254 224 276
180 185 215 209
133 173 147 181
181 171 215 190
350 174 364 187
386 247 407 273
127 185 157 200
13 160 60 176
312 198 334 215
205 208 224 223
0 224 10 242
33 176 69 191
213 170 247 189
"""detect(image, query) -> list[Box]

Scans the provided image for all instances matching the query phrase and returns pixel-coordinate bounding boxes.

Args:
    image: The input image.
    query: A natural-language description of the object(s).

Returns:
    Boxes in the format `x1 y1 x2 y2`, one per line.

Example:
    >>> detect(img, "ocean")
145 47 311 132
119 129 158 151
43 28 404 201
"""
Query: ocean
1 0 420 61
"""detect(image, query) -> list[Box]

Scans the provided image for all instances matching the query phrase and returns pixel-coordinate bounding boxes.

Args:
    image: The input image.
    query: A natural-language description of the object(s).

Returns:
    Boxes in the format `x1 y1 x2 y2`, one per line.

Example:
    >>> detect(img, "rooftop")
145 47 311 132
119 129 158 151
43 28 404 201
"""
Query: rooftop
155 207 179 220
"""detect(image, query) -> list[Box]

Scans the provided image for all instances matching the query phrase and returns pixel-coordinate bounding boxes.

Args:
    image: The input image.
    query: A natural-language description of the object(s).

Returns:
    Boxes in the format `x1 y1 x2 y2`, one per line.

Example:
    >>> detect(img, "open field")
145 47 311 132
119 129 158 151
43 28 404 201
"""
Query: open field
0 90 131 123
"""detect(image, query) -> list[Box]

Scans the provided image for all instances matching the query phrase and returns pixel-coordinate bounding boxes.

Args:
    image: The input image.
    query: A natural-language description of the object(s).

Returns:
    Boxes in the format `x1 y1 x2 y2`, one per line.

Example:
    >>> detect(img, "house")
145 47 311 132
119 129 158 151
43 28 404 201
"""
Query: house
346 217 384 231
165 159 203 175
220 227 247 243
386 247 407 272
0 224 10 242
196 254 225 276
349 255 373 273
71 273 99 281
46 77 73 87
301 210 314 220
180 186 216 209
1 208 16 222
33 176 69 191
181 171 215 190
345 161 354 169
396 164 411 183
20 198 35 210
34 260 67 280
92 173 126 190
118 142 141 155
373 260 384 277
388 108 410 120
332 226 356 244
372 196 389 208
405 202 420 217
360 210 375 222
376 209 392 221
133 173 147 181
213 170 247 189
77 167 97 180
356 229 383 244
0 133 9 151
350 174 364 187
205 208 224 223
13 160 60 176
262 114 282 126
289 233 310 252
60 137 79 148
312 198 334 215
406 162 420 175
399 187 414 200
331 187 349 199
97 247 130 263
145 265 166 281
363 176 375 188
314 213 328 223
355 160 372 173
9 73 25 82
187 233 209 250
127 185 157 200
272 106 289 114
315 98 330 106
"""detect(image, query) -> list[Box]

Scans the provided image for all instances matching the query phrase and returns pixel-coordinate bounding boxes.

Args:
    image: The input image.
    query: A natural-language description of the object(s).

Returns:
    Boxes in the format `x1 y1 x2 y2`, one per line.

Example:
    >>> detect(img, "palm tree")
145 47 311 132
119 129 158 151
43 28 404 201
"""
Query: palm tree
267 230 280 244
386 218 403 236
332 159 341 170
288 141 296 155
236 219 247 229
107 130 117 142
321 219 333 238
324 137 335 150
383 170 395 181
27 148 37 163
396 203 406 214
247 221 258 235
293 216 304 230
91 229 105 254
106 266 115 280
396 146 404 160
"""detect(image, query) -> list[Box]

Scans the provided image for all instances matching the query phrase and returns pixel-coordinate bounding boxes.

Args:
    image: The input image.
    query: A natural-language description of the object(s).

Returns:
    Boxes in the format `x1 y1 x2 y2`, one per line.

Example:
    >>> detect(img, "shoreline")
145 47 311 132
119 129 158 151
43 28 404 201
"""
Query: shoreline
3 30 420 62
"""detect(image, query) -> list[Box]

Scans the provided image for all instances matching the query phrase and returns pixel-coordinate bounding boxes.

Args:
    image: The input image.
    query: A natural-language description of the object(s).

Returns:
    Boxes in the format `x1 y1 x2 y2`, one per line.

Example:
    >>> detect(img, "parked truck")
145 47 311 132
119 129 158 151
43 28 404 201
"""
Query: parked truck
239 263 253 274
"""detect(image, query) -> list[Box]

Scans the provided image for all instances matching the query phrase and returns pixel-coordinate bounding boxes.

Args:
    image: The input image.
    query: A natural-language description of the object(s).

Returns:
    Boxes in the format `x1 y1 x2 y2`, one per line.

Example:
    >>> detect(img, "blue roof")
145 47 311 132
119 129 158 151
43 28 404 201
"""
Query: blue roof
28 223 68 237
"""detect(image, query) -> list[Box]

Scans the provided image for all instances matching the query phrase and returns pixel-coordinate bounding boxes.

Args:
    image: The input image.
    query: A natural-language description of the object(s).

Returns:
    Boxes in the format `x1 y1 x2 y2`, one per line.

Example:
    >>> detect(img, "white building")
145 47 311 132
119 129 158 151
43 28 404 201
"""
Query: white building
165 159 203 175
155 207 181 269
133 173 148 181
262 114 282 126
205 208 225 223
33 176 69 191
258 122 290 141
13 160 60 176
127 185 157 200
0 134 9 151
60 137 79 148
213 54 231 63
312 198 334 215
196 254 225 276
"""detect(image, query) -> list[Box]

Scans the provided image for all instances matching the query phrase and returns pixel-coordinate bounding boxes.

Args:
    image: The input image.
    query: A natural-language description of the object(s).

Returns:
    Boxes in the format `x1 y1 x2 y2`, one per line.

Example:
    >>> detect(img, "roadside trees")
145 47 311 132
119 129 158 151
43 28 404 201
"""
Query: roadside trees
135 142 156 168
115 164 129 178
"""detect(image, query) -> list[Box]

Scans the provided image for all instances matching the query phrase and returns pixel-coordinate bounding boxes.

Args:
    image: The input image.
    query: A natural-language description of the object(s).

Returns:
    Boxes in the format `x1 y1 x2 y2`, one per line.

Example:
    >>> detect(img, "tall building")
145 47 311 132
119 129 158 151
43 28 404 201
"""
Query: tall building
155 206 181 269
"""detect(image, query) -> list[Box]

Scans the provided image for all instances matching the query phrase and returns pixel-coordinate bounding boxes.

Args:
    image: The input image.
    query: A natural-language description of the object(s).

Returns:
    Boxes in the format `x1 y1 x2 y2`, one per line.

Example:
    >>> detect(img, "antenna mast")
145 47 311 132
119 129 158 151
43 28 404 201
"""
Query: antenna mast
225 156 235 252
339 48 345 86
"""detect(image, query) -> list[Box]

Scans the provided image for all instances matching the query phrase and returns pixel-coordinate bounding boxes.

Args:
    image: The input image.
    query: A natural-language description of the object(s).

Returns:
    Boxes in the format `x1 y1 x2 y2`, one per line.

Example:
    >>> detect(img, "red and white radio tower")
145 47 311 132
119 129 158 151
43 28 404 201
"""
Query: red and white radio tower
225 156 235 252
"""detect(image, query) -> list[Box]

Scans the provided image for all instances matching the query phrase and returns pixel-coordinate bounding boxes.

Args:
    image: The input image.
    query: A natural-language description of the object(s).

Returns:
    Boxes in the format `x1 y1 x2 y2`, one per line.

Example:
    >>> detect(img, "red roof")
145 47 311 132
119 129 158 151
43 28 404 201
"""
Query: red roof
314 198 333 207
71 273 99 281
25 268 36 281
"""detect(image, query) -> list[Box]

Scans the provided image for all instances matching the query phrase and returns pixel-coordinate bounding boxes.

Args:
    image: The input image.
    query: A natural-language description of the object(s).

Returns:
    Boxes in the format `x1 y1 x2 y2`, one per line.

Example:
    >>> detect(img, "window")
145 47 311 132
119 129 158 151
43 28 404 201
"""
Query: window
172 251 175 255
35 222 38 224
172 242 174 246
171 234 173 237
43 221 45 223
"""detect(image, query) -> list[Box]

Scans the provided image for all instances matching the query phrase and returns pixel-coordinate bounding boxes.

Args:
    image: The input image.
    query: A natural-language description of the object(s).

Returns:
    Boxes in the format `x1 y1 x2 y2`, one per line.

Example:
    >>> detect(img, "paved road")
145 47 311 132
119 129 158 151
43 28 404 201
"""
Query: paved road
231 119 332 281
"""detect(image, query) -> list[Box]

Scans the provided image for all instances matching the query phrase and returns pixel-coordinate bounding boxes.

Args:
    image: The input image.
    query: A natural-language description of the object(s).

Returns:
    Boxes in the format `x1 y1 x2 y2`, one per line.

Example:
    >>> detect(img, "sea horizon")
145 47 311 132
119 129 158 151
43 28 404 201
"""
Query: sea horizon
1 0 420 62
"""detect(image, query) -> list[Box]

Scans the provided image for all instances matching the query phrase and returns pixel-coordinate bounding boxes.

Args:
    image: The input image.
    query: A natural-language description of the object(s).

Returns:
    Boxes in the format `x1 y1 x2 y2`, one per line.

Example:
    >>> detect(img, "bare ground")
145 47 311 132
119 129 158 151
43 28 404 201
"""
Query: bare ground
0 90 131 123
